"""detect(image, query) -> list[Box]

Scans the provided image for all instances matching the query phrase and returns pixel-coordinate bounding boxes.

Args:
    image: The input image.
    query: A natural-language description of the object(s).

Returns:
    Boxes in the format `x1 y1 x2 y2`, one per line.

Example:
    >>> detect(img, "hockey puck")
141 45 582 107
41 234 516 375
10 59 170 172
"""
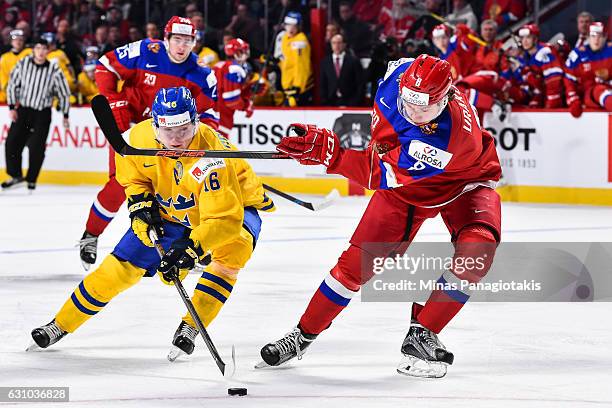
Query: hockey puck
228 387 247 396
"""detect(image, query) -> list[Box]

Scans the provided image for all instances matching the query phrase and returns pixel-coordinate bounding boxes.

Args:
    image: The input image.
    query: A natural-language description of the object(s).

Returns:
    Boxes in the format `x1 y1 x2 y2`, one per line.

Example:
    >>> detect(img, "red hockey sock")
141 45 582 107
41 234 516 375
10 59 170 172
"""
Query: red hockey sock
417 225 497 333
299 268 358 335
85 177 126 236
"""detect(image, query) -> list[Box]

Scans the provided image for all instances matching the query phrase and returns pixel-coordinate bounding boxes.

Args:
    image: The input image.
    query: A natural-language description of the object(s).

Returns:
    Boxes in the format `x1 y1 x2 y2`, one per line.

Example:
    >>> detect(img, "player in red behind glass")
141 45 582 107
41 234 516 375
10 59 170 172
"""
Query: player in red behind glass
564 22 612 118
78 16 218 270
213 38 256 138
258 55 502 378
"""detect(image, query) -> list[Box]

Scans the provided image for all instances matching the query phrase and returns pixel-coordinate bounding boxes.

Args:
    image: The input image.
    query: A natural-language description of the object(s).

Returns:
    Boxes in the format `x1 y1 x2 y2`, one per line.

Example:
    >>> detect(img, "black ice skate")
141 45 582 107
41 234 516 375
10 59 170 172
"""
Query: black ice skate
1 177 25 190
167 321 198 362
256 326 317 369
78 231 98 271
27 320 67 351
397 313 454 378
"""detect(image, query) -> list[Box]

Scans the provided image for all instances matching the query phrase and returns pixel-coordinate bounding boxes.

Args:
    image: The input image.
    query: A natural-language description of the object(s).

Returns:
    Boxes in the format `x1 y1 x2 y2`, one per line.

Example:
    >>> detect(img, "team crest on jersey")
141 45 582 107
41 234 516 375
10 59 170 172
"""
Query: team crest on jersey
147 42 160 53
173 161 184 185
419 122 438 135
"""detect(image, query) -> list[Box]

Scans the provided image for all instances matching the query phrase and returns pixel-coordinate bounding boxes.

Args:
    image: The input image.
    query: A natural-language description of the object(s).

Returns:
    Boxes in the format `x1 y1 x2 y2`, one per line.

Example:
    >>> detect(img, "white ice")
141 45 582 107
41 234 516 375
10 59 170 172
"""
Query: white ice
1 186 611 407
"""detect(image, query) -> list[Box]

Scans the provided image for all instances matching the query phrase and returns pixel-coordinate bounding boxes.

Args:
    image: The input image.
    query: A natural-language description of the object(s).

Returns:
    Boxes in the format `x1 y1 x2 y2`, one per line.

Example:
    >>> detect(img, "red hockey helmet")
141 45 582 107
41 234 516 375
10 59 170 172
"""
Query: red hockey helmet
399 54 452 106
518 24 539 38
431 24 451 38
224 38 250 57
164 16 197 38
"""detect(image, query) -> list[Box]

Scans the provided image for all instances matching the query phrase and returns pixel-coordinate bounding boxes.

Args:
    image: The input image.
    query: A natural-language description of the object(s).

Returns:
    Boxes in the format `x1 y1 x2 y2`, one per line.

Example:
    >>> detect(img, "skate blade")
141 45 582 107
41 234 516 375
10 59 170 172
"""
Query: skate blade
397 355 448 378
167 346 186 362
26 342 41 352
80 260 92 271
254 360 272 369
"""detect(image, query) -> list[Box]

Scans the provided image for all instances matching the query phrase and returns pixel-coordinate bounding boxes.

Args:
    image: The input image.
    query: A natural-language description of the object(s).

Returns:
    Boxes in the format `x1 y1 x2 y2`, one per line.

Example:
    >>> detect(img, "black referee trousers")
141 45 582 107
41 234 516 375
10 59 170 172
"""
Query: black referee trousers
5 106 52 183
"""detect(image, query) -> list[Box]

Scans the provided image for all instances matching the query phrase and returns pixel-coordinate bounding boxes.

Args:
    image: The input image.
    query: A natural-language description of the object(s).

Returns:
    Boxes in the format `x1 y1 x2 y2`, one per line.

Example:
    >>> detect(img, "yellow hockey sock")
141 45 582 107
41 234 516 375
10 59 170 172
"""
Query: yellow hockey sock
182 266 236 328
55 255 144 333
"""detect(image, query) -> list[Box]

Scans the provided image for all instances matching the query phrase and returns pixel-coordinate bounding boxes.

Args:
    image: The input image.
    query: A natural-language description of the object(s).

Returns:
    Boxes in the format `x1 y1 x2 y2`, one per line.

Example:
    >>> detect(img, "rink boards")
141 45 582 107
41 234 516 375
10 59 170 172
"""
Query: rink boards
0 105 611 205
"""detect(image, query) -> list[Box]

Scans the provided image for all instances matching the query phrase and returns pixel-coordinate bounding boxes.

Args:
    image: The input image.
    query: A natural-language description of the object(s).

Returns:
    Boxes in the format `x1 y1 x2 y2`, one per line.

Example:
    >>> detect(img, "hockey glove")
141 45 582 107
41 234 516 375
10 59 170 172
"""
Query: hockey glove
277 123 340 167
157 238 205 285
568 95 583 118
128 193 165 247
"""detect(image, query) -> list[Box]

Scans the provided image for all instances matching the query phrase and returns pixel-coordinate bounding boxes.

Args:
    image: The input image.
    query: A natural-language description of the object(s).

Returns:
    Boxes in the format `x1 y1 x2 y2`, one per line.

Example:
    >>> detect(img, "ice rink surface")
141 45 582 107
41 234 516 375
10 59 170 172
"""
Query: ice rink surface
1 185 611 407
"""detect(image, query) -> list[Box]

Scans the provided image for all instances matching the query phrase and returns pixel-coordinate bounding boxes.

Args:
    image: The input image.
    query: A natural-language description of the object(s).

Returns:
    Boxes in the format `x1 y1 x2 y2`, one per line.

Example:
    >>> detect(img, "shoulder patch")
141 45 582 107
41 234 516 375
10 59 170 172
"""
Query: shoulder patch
384 58 413 80
189 157 226 183
128 41 142 58
535 46 552 63
206 70 217 88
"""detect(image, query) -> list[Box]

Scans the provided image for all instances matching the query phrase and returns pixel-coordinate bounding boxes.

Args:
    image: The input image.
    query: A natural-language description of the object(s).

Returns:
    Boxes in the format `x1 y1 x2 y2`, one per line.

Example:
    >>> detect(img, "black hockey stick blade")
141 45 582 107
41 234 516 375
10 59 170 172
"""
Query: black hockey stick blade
263 184 340 211
91 94 288 160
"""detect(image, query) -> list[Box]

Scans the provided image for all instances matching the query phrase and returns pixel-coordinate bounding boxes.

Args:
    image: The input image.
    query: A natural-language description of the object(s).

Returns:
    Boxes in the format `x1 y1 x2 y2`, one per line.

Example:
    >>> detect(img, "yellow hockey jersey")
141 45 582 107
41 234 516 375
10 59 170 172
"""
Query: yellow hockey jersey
198 47 220 68
0 48 31 102
116 119 275 251
280 32 313 93
48 49 76 92
77 71 99 103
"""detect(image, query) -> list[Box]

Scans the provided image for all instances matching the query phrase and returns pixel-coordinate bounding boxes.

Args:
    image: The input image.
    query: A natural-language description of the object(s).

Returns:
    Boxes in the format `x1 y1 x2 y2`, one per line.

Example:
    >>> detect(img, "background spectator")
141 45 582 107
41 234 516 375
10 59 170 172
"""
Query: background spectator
482 0 526 30
225 3 263 56
77 59 99 104
128 26 143 43
320 33 364 107
338 1 372 58
56 19 81 75
378 0 418 44
446 0 478 32
352 0 382 25
145 22 160 39
407 0 443 41
568 11 594 49
106 6 130 42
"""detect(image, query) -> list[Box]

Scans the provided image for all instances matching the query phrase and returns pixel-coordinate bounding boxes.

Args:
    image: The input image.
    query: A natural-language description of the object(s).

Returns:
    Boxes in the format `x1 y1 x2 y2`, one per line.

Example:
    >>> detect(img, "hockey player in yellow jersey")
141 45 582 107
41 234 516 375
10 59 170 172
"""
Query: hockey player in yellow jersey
29 86 275 360
42 32 76 94
77 60 99 104
0 30 31 103
279 12 313 106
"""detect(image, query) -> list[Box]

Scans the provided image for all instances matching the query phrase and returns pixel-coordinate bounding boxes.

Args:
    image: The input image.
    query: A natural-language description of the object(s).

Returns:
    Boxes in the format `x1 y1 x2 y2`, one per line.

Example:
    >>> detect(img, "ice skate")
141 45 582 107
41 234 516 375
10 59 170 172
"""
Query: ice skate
167 321 198 362
1 177 25 191
27 320 67 351
397 318 454 378
256 326 317 368
78 231 98 271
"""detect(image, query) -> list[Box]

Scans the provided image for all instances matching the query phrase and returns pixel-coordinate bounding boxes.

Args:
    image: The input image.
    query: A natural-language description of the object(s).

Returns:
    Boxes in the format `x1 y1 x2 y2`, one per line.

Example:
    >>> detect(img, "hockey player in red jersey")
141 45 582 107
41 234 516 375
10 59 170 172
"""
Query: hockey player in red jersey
213 38 254 137
515 24 565 108
259 55 502 378
432 23 510 121
78 16 219 270
564 22 612 118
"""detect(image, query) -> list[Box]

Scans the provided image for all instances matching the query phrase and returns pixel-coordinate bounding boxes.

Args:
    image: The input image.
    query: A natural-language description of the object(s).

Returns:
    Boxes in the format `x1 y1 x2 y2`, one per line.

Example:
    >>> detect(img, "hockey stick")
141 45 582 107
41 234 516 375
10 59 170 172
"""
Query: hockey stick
149 230 236 379
263 183 339 211
91 94 288 160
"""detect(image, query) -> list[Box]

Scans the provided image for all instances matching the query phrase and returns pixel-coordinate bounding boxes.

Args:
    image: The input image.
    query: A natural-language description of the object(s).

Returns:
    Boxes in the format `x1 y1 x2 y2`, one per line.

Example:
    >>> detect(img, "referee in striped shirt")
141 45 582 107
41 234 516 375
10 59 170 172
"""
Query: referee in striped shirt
2 37 70 191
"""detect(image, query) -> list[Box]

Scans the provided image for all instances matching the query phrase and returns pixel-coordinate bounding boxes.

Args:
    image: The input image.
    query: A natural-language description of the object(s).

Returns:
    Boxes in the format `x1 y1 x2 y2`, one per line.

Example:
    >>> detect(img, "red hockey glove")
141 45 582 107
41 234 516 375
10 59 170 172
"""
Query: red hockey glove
569 99 583 118
244 99 254 118
109 99 131 132
277 123 340 167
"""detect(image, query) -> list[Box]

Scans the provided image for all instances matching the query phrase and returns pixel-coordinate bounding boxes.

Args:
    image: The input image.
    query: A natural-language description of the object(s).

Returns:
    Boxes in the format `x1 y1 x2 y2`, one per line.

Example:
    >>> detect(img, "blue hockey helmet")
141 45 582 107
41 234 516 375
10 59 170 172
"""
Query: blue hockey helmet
284 11 302 26
151 86 198 128
41 32 56 45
